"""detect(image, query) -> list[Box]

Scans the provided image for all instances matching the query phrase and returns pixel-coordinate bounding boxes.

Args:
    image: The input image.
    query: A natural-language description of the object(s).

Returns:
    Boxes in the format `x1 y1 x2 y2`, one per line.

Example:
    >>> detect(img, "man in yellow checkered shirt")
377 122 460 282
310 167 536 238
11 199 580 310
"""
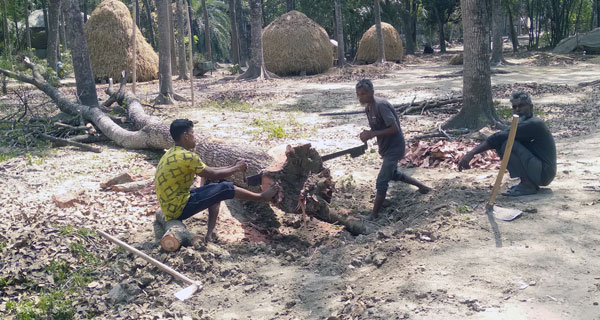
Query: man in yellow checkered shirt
155 119 278 243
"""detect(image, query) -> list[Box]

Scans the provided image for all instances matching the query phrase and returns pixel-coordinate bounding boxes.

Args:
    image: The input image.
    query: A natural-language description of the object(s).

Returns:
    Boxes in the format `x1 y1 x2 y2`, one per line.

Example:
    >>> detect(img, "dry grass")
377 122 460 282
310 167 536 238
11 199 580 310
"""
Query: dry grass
355 22 403 64
263 10 333 76
84 0 158 82
448 53 463 65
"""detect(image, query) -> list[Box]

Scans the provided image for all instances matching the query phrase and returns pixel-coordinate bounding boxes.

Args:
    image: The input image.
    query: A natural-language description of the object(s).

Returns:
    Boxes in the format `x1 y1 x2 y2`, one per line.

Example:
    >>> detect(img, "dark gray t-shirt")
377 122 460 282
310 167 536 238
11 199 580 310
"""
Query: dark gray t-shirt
365 97 405 158
486 115 556 185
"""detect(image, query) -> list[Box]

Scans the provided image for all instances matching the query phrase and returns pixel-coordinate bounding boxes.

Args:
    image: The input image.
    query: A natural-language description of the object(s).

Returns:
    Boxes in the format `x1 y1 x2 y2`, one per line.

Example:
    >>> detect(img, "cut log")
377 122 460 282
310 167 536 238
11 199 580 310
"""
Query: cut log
111 178 153 192
154 210 200 252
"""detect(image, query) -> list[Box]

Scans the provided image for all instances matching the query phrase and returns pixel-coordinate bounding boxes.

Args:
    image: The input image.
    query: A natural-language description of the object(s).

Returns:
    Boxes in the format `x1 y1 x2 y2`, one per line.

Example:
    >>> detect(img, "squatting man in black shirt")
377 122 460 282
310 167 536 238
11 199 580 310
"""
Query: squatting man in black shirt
356 79 432 220
458 91 557 196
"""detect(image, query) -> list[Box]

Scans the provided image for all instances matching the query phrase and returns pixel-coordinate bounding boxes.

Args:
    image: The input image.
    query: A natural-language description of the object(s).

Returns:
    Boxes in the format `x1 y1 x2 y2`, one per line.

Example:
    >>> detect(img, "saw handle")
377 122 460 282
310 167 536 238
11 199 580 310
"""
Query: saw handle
488 115 520 207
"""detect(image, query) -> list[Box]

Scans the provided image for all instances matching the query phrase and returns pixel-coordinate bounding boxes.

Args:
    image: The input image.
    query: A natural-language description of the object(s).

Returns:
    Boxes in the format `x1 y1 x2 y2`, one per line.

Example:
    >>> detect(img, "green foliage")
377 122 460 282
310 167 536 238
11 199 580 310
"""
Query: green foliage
0 275 15 288
6 291 74 320
496 106 513 120
25 152 44 165
250 119 287 138
193 0 232 62
46 259 70 284
59 225 76 236
456 204 473 214
0 152 17 162
227 64 241 75
6 299 40 320
76 227 96 239
37 291 74 320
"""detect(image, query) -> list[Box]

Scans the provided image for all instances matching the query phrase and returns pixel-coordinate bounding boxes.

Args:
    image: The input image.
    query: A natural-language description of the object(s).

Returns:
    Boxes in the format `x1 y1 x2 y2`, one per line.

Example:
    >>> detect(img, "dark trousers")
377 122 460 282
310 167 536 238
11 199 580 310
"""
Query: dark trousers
178 181 235 220
497 140 543 187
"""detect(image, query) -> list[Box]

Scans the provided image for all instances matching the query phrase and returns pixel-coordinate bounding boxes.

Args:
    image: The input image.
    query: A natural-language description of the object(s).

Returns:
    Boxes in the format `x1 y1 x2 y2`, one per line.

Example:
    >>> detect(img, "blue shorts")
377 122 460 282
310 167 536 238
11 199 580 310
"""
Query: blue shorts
178 181 236 220
376 155 406 196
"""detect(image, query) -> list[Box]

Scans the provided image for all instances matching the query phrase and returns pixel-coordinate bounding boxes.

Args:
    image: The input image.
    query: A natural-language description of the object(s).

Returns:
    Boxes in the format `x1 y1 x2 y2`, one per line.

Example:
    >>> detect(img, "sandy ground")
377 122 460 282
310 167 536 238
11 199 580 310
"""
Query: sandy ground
1 52 600 319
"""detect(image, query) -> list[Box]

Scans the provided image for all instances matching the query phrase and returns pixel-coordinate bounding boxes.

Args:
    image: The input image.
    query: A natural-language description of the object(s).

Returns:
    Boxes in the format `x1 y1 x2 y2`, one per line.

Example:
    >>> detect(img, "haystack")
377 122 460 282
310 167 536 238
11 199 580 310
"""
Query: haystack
263 11 332 76
85 0 158 82
355 22 403 64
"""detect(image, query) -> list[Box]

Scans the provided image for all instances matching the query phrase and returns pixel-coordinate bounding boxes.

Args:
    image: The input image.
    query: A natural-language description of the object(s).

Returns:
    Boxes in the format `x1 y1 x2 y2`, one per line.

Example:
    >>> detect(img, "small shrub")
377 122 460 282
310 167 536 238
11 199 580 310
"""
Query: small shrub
251 119 287 138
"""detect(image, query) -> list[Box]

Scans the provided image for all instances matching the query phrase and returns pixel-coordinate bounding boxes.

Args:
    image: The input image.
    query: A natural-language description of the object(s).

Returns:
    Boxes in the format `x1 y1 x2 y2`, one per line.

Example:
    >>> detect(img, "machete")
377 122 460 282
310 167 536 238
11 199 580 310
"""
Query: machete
245 143 367 186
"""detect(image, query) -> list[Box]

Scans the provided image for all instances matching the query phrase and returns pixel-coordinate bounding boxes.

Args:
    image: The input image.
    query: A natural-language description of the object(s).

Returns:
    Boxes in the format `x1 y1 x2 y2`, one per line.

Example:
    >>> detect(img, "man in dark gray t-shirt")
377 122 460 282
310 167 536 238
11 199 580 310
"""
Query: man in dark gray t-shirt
357 79 431 220
458 91 556 196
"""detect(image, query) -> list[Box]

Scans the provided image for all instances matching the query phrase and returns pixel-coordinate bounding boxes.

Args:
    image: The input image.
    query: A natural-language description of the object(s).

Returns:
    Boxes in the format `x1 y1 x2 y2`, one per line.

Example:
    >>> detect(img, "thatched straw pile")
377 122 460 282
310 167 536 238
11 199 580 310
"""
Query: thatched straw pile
85 0 158 82
263 11 332 76
355 22 403 64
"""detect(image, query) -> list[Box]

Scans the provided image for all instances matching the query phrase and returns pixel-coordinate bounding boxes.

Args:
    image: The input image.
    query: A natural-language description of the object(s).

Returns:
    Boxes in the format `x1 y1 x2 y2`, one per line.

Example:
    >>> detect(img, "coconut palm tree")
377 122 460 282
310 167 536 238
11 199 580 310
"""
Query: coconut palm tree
191 0 231 62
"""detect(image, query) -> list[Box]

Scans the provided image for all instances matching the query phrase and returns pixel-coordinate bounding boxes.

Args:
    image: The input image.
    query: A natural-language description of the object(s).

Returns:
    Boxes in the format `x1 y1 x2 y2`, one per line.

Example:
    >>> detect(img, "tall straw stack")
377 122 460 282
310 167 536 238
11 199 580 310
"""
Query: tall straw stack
355 22 403 64
85 0 158 82
263 11 332 76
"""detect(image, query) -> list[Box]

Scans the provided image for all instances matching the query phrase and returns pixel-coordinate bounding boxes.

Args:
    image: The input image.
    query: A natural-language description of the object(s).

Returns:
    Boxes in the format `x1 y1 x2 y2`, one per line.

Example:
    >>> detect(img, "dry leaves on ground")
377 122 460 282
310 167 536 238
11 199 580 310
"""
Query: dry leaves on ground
400 140 500 170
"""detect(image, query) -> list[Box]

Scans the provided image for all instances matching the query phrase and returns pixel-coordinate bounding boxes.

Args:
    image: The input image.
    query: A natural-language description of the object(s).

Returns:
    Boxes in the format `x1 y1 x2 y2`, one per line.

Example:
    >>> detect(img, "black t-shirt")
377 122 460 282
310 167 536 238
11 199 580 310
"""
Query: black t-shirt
365 97 405 158
486 115 556 185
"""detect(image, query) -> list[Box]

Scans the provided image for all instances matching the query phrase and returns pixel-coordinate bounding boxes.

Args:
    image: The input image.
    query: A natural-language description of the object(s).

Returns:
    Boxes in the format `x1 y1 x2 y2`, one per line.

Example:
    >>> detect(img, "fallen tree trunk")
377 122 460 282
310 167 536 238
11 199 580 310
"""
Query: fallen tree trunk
0 59 372 235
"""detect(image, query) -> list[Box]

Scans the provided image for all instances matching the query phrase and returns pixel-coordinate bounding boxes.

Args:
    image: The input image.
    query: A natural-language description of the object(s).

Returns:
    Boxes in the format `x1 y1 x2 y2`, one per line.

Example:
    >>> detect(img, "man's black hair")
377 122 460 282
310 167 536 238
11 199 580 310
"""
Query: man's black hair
356 78 374 91
170 119 194 142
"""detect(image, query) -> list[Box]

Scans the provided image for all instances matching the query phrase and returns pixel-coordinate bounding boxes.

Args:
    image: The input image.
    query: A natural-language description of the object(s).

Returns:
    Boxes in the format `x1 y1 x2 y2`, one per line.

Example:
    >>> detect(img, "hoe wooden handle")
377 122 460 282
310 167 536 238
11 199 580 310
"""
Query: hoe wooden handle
97 229 198 286
488 115 520 206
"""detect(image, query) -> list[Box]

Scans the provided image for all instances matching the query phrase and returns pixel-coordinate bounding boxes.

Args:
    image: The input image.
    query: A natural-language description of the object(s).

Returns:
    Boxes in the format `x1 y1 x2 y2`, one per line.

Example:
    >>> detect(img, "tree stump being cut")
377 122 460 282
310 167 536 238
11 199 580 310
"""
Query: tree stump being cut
154 210 201 252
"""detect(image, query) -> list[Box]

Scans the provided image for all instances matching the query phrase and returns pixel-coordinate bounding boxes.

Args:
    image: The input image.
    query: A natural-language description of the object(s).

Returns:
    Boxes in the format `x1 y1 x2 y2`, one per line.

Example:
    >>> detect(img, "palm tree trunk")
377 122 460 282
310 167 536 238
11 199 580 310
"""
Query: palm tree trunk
202 0 213 62
156 0 174 104
168 0 178 76
62 0 98 107
176 0 188 79
47 0 61 71
135 0 140 26
237 0 272 79
236 0 248 66
82 0 87 22
286 0 295 11
374 0 385 63
490 0 504 65
506 1 518 53
131 0 137 92
229 0 240 65
2 0 9 56
143 0 156 49
25 0 32 51
334 0 346 66
59 8 68 52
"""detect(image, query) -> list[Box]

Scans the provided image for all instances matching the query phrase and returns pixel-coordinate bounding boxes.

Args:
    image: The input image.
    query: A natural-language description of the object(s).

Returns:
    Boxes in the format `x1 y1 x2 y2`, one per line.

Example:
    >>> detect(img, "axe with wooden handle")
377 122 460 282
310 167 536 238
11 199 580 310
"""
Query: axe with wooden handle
97 230 202 301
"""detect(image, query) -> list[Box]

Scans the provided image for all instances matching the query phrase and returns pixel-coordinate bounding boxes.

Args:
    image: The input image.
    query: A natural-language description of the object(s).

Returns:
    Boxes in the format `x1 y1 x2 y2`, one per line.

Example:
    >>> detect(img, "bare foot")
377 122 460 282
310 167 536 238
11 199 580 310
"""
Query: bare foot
204 232 219 244
260 183 280 201
418 185 432 194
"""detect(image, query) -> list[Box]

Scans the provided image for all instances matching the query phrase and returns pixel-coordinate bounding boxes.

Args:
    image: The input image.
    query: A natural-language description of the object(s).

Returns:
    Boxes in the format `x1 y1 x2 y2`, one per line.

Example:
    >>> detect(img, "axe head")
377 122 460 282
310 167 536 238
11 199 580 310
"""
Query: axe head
174 282 202 301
